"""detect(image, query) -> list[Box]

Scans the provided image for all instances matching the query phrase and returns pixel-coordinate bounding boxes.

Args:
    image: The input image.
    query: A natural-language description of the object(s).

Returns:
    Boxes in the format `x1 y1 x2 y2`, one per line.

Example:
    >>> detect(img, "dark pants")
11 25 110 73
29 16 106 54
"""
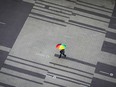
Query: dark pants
59 49 66 58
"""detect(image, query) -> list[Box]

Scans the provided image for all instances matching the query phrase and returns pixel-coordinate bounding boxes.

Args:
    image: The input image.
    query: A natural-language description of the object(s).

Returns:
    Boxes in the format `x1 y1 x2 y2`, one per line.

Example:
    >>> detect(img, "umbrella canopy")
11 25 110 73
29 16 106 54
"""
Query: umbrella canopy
56 44 66 50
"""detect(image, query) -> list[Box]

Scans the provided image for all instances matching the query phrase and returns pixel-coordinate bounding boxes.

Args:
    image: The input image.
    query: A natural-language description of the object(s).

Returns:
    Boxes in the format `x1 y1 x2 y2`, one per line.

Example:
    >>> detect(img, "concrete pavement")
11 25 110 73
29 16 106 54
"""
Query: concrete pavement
0 0 116 87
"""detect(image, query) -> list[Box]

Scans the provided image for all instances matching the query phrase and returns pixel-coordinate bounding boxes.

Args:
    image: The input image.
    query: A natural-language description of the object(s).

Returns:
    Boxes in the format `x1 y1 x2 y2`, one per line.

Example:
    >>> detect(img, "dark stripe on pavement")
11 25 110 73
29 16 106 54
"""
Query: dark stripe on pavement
8 55 54 68
44 81 66 87
8 55 92 79
95 62 116 79
29 16 66 26
74 7 110 19
106 31 116 40
7 58 48 71
0 0 33 48
101 41 116 55
76 0 113 11
35 2 72 15
0 50 9 69
3 64 46 79
109 17 116 29
33 8 70 18
66 22 106 34
0 82 15 87
109 3 116 29
48 71 91 85
74 12 109 23
68 0 112 13
56 76 90 86
0 71 43 85
49 62 94 75
36 0 73 10
69 20 106 32
30 12 65 22
48 65 93 79
54 54 96 67
90 77 116 87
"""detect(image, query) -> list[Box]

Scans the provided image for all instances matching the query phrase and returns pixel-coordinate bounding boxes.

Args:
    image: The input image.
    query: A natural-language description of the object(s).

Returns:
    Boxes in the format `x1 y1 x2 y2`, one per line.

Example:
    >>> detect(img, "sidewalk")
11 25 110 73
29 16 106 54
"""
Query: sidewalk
0 0 116 87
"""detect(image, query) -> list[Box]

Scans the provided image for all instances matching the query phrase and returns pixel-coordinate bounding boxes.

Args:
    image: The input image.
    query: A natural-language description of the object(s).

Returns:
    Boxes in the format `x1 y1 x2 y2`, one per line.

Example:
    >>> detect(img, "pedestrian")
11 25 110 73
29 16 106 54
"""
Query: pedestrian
56 43 67 58
59 49 66 58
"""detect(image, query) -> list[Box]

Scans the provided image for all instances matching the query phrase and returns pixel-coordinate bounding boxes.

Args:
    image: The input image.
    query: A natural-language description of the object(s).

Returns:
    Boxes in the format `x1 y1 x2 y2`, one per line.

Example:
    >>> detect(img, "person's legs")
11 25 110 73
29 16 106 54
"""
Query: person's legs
59 53 62 58
63 53 66 57
61 50 66 57
59 49 66 58
59 50 62 58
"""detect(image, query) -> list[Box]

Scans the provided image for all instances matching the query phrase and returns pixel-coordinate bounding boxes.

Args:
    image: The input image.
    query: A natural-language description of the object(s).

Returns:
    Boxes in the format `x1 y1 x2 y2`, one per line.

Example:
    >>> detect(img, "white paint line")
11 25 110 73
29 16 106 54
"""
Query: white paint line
106 28 116 33
23 0 35 4
105 38 116 44
99 71 109 75
0 45 11 52
36 53 49 58
94 73 116 83
47 74 56 79
0 21 5 24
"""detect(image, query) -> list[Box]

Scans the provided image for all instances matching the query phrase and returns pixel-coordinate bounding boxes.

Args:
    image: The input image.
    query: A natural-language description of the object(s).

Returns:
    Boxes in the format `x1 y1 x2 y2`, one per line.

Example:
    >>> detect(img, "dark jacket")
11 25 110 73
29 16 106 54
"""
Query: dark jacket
60 49 65 54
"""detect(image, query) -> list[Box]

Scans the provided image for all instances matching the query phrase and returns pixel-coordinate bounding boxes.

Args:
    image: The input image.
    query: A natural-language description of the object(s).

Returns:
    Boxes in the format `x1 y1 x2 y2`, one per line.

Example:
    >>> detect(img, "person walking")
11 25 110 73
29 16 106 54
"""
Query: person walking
59 49 66 58
56 43 67 58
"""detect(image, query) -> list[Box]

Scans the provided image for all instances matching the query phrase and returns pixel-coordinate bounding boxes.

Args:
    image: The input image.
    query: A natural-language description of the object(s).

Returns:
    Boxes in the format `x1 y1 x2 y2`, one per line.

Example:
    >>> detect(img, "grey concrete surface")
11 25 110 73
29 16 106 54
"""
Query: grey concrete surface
0 0 116 87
